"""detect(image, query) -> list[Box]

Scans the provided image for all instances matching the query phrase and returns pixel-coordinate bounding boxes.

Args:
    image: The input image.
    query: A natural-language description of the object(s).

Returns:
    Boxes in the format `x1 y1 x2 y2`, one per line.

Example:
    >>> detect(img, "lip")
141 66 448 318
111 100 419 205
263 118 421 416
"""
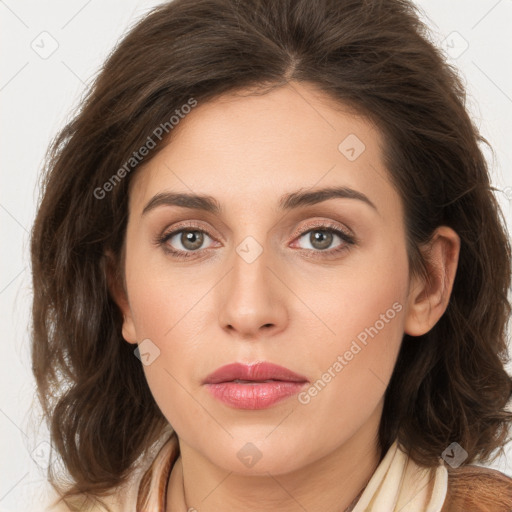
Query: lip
203 362 309 410
203 362 308 384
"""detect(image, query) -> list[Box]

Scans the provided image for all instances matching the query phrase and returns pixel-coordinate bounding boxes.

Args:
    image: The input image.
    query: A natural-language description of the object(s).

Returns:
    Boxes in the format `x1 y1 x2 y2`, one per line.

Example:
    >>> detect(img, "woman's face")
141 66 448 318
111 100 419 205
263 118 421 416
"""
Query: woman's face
119 82 417 475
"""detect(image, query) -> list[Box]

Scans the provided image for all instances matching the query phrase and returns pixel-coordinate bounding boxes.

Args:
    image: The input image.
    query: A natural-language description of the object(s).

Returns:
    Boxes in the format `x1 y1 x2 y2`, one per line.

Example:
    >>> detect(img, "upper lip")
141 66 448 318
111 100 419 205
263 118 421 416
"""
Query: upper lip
203 362 308 384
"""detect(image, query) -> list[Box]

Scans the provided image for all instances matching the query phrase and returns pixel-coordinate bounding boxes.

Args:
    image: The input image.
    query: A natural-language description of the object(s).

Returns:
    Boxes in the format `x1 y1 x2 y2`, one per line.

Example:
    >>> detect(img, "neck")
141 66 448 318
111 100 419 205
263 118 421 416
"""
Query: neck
167 405 384 512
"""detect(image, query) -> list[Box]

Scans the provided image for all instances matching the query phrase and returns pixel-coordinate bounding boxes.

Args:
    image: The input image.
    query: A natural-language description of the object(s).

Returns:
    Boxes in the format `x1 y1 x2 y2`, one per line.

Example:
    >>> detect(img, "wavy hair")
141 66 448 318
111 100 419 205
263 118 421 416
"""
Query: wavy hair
30 0 512 508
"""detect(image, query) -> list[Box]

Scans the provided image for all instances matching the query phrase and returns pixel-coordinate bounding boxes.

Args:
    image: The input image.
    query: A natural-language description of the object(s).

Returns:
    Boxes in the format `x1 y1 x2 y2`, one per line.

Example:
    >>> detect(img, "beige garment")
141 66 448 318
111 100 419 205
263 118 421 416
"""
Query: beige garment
351 439 448 512
43 431 448 511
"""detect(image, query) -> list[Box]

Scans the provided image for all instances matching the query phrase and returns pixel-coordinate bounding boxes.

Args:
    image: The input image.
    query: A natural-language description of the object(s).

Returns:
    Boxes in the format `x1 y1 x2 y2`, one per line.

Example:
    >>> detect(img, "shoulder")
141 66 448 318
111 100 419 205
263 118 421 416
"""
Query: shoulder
441 464 512 512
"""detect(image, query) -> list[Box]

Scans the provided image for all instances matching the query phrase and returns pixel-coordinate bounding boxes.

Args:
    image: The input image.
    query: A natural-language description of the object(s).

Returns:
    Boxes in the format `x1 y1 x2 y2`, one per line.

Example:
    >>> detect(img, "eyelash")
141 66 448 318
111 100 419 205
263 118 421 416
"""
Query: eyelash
154 221 356 261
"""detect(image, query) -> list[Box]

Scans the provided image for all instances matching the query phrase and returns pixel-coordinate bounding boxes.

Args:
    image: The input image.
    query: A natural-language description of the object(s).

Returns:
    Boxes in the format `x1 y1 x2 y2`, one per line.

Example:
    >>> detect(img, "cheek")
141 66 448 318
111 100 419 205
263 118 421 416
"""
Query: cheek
293 241 408 423
123 239 199 339
297 233 409 353
140 358 225 457
292 296 405 459
123 243 221 433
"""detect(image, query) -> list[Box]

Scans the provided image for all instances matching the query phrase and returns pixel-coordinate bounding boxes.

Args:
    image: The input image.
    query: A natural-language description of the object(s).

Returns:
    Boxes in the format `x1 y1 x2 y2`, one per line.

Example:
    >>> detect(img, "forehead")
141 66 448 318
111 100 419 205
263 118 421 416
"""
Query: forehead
129 82 400 223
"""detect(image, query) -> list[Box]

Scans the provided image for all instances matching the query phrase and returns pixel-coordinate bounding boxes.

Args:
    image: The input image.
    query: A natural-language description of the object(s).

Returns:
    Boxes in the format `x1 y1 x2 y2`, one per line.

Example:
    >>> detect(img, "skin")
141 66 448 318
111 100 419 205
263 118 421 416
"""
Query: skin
111 81 460 512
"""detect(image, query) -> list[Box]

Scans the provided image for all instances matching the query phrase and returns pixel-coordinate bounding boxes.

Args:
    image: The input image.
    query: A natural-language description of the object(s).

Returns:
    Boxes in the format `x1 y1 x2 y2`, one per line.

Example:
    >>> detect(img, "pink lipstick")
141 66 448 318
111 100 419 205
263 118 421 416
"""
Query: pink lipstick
203 362 308 409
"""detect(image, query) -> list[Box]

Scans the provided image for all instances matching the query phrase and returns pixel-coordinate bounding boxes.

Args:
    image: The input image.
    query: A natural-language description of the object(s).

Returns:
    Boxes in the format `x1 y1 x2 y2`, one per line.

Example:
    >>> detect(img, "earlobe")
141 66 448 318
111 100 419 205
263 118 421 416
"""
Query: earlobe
120 319 138 345
404 226 460 337
104 250 138 344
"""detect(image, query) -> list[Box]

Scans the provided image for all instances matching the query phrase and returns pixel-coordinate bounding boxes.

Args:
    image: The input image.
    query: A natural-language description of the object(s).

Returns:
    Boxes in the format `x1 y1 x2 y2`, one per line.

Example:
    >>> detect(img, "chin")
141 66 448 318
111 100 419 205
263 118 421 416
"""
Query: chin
200 432 313 476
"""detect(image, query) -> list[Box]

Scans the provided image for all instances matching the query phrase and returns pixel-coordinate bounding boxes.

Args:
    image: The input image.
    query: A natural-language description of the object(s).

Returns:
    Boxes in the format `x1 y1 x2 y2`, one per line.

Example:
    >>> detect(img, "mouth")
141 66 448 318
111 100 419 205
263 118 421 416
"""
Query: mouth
203 362 309 410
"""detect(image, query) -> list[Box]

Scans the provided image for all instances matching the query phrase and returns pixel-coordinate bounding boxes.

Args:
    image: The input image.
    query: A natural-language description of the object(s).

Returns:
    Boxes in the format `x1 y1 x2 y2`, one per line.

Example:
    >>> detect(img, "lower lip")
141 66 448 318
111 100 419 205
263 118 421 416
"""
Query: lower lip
205 381 307 409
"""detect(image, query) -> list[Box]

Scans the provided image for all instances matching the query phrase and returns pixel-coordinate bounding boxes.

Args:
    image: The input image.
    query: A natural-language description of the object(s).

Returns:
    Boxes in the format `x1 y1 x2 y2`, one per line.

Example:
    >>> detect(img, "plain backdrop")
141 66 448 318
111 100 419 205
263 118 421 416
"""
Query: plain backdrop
1 0 511 509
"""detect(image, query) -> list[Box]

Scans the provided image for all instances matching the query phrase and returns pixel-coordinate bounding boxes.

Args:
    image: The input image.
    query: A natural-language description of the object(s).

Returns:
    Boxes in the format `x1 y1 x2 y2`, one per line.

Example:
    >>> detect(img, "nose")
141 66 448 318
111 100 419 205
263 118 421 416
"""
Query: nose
217 248 288 340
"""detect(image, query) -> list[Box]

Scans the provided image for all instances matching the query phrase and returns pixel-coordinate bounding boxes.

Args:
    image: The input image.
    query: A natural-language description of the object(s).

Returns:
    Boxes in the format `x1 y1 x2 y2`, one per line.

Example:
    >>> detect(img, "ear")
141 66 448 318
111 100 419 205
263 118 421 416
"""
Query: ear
404 226 460 336
104 249 138 344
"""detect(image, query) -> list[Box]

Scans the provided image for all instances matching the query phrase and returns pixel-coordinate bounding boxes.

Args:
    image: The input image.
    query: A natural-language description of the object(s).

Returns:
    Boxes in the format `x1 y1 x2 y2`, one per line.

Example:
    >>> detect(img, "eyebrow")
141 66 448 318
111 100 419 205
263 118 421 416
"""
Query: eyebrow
141 186 378 216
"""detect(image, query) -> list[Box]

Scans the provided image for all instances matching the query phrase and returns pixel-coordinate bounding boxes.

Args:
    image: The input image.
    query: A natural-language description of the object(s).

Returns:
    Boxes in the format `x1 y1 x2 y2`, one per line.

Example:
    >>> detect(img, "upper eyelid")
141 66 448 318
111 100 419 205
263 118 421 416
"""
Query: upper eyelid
290 219 354 239
161 220 221 242
161 219 349 234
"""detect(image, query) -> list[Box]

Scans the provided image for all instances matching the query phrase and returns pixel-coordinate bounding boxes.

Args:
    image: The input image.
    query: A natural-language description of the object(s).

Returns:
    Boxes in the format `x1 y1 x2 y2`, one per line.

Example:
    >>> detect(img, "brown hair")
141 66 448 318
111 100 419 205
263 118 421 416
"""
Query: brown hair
30 0 512 508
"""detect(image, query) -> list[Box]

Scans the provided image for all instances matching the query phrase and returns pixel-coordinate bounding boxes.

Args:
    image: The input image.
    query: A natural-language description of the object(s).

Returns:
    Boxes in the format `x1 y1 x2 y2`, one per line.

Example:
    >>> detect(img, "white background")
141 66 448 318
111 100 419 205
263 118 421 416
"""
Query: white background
1 0 511 509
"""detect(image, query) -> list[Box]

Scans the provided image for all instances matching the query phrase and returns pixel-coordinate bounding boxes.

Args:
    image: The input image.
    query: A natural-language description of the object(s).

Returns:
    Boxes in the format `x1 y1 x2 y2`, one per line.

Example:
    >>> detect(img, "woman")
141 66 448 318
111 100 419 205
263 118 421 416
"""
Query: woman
31 0 512 510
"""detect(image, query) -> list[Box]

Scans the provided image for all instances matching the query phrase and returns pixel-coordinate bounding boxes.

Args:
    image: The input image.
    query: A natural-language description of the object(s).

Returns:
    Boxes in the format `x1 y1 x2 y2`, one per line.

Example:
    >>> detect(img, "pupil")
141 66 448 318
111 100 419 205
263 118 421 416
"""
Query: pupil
311 230 332 250
182 231 203 250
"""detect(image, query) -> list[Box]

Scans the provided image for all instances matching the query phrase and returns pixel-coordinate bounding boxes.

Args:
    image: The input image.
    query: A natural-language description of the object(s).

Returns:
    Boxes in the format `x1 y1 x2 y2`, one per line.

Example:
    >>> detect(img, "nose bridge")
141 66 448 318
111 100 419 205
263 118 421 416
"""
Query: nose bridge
217 236 287 337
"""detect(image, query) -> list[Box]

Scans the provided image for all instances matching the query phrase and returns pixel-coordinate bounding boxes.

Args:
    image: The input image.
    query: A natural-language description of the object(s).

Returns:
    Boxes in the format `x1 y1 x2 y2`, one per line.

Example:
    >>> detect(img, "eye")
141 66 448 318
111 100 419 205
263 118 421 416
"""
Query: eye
156 226 217 259
169 230 210 251
155 221 356 260
291 223 356 257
